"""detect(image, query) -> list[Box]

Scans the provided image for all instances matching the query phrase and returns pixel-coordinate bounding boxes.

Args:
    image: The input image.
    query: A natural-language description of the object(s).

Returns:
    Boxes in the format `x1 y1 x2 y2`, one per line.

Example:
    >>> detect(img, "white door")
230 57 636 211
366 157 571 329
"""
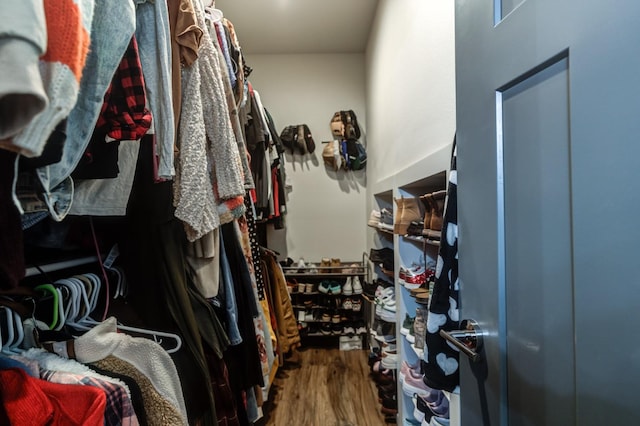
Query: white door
455 0 640 424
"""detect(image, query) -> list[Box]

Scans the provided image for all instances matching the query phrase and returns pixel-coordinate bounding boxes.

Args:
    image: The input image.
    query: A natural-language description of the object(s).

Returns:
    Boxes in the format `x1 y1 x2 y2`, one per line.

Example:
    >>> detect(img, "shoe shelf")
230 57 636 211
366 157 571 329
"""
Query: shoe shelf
401 234 441 247
292 304 363 311
299 319 359 324
367 223 395 236
365 146 454 424
304 331 368 337
286 261 367 349
394 170 448 425
282 272 365 278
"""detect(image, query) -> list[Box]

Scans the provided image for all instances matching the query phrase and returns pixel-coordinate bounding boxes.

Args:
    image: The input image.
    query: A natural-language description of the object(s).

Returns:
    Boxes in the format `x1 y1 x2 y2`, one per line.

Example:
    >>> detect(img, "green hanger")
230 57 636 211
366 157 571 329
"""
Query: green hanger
35 284 59 330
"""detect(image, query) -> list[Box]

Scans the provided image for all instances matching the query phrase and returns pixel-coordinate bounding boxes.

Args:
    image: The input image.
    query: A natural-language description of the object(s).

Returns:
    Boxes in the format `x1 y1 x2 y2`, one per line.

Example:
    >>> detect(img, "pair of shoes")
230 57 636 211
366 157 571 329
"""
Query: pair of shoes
331 257 341 271
400 314 415 336
399 263 427 289
394 196 424 235
298 282 314 293
355 321 367 335
375 288 396 322
331 314 341 324
380 394 398 415
320 257 331 273
414 307 427 349
351 299 362 312
342 276 363 295
402 365 433 397
297 257 306 272
318 280 341 294
368 209 381 227
379 208 394 231
399 360 420 384
413 287 430 306
343 323 355 334
407 220 426 236
420 190 446 232
370 247 394 268
412 394 438 424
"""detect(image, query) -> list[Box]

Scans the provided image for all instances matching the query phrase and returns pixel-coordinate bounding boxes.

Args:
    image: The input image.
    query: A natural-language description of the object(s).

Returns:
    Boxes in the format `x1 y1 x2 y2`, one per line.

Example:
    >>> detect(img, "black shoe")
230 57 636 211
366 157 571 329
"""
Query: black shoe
369 247 394 265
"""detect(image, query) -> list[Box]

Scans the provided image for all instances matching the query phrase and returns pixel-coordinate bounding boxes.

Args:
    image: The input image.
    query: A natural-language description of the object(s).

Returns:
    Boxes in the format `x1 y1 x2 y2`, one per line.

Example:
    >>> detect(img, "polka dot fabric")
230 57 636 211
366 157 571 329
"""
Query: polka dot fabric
422 137 461 392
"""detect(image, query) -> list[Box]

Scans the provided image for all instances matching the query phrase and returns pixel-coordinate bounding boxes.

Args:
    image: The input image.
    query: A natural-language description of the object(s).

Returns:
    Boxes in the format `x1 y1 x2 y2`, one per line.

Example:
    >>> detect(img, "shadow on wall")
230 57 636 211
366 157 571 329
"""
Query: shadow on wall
326 168 366 194
283 152 366 194
285 151 319 171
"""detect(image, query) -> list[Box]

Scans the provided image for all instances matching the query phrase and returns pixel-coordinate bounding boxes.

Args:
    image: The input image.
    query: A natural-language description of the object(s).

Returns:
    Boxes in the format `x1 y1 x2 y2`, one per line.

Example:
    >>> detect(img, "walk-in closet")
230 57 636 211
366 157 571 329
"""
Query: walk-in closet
2 0 639 425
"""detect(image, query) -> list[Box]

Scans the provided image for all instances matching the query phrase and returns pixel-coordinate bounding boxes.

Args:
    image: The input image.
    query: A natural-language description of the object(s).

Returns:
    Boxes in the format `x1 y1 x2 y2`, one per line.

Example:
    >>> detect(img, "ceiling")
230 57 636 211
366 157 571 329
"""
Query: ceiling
215 0 380 55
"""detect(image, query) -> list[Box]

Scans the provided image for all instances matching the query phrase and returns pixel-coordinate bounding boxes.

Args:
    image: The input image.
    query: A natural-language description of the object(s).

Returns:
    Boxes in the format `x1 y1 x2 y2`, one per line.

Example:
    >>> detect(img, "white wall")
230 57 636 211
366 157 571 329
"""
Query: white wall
246 53 368 264
365 0 456 190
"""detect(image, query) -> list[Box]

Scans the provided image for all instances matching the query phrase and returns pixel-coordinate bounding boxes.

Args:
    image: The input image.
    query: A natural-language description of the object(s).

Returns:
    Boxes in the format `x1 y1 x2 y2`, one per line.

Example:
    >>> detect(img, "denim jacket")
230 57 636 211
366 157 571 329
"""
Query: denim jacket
36 0 136 220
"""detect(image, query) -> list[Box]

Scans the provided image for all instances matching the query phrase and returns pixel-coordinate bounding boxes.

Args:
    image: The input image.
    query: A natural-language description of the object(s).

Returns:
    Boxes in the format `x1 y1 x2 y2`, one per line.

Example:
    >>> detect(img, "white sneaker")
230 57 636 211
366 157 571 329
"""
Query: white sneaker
297 257 306 271
368 209 381 227
352 276 363 294
343 277 353 295
380 351 398 370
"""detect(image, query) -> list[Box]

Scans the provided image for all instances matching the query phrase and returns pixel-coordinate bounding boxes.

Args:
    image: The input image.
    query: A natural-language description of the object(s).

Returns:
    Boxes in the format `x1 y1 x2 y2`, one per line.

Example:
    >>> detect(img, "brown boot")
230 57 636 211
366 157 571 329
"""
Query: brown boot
429 190 446 231
420 195 432 230
396 196 423 235
393 197 404 234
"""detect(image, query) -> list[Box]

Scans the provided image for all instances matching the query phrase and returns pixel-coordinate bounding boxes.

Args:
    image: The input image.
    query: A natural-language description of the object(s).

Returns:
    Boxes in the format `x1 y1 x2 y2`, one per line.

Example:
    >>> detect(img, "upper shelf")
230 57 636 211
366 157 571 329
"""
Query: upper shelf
282 263 365 277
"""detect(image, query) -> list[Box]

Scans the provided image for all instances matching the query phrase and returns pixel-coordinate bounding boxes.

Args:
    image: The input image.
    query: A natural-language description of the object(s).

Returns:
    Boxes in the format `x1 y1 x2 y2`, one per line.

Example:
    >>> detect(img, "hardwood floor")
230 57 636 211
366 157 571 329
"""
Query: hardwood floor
257 347 392 426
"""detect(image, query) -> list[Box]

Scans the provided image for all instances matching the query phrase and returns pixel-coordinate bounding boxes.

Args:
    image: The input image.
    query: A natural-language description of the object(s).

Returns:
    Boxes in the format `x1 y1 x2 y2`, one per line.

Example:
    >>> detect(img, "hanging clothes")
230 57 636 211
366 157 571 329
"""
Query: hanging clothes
35 0 136 221
423 137 460 392
0 150 24 289
166 0 202 148
39 317 188 425
0 0 47 141
262 253 301 356
1 0 93 157
0 367 106 426
119 136 221 425
174 0 245 242
134 0 175 180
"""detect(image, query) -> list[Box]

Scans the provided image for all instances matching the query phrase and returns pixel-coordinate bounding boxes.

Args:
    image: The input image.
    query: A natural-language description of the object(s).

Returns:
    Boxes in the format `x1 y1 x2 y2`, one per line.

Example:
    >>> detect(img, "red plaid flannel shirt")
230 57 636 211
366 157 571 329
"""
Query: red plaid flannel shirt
96 36 152 141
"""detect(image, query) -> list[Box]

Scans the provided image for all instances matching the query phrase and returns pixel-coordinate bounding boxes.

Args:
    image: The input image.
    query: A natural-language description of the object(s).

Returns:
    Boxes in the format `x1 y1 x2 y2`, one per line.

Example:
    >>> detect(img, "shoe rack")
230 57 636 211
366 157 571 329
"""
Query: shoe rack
283 261 368 349
395 172 447 426
366 144 453 426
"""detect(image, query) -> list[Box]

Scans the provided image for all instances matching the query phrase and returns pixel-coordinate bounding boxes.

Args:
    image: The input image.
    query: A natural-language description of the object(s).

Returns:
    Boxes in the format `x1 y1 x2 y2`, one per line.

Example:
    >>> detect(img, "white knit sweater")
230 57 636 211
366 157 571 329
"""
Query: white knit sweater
174 0 245 242
67 318 188 426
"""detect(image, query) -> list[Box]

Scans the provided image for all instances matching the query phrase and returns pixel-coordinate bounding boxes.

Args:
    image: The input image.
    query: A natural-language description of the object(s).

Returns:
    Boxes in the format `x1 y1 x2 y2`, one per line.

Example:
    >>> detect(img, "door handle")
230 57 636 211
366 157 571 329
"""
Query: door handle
439 319 484 363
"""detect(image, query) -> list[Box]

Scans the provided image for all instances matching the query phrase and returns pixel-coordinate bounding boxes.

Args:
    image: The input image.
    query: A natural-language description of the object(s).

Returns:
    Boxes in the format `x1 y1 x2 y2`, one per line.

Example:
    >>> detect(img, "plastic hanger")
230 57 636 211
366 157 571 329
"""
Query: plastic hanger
8 310 24 353
75 316 183 354
53 288 66 331
54 279 78 324
0 307 15 354
34 284 59 330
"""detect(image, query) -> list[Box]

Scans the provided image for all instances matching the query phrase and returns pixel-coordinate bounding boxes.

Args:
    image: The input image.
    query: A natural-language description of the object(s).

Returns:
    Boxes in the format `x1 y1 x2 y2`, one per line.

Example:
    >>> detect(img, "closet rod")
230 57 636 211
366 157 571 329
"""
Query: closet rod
25 256 100 278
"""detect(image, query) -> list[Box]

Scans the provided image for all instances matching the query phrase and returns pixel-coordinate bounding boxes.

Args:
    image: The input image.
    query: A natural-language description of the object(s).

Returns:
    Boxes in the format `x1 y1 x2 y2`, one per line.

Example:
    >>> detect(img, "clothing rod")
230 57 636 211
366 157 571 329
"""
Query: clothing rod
25 256 100 277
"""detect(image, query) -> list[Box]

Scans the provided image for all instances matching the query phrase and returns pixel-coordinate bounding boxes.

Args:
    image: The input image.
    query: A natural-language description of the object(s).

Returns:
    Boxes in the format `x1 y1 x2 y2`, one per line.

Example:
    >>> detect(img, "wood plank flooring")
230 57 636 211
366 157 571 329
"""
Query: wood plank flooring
257 348 391 426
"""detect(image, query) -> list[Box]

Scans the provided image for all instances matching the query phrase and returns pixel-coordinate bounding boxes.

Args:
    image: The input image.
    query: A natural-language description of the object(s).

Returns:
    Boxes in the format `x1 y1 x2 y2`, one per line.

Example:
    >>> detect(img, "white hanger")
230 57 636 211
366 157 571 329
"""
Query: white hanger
1 307 13 353
66 273 183 354
8 310 24 353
